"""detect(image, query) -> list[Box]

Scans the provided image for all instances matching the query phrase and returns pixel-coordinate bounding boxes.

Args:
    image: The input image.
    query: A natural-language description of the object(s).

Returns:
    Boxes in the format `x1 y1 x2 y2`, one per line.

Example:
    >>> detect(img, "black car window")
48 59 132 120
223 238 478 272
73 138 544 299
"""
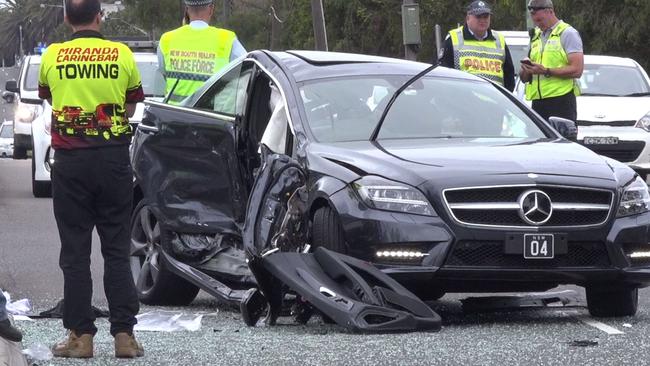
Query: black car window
379 78 546 140
194 62 253 117
300 75 546 142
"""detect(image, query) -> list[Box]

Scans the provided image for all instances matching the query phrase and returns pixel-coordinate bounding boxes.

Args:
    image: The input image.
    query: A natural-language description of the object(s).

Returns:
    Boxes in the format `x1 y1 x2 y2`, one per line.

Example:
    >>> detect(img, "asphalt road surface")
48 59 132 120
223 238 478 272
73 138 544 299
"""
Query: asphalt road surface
1 159 649 365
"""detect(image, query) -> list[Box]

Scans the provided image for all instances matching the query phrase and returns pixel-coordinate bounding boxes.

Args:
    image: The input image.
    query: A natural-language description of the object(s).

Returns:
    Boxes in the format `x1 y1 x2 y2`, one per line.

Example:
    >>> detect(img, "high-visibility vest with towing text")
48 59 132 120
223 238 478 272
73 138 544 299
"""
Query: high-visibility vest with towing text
449 26 506 86
525 21 579 100
159 25 235 104
38 36 143 149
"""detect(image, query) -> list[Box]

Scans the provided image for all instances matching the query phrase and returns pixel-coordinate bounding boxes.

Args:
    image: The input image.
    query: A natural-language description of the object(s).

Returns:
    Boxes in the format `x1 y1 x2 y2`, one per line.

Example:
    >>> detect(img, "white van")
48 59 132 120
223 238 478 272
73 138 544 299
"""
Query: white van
4 55 45 159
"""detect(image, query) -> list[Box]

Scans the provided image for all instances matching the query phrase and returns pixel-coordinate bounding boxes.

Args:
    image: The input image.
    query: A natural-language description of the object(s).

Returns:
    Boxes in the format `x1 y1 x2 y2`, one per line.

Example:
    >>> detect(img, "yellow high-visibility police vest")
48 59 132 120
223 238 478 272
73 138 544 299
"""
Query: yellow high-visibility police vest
525 21 579 100
449 26 506 86
38 34 143 149
159 25 235 104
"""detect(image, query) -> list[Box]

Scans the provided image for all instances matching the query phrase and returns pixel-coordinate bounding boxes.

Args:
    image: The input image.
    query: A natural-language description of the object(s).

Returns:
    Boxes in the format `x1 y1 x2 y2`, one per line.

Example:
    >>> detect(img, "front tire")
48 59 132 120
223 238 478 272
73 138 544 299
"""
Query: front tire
31 154 51 198
311 206 348 254
586 286 638 317
130 201 199 305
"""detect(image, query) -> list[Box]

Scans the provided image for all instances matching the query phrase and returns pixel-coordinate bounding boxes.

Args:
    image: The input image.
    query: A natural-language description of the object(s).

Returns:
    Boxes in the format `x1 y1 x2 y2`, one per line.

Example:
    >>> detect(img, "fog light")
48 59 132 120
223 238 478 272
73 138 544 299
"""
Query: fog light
376 250 428 259
629 251 650 259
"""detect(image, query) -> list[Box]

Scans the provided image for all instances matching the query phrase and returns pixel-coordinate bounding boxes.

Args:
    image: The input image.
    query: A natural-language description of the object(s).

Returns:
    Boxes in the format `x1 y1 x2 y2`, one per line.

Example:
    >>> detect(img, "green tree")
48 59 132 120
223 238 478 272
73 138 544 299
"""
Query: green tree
0 0 66 62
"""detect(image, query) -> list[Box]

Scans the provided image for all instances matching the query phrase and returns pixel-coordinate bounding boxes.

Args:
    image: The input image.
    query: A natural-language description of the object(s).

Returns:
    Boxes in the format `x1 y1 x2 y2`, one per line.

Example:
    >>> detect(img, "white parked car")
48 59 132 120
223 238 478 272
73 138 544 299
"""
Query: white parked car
576 55 650 180
30 52 165 197
5 55 44 159
0 121 13 158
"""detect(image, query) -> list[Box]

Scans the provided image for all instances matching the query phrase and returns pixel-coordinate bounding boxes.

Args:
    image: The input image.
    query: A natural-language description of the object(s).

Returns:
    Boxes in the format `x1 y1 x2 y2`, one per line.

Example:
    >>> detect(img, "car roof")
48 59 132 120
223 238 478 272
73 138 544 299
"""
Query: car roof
584 55 639 67
259 50 483 83
26 55 42 64
497 30 530 46
133 52 158 61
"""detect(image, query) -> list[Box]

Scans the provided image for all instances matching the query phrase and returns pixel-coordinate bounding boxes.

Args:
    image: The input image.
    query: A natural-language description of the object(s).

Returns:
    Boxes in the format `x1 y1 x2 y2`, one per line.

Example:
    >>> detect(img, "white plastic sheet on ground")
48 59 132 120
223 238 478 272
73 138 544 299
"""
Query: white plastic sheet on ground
21 343 53 362
134 310 210 332
1 291 31 316
0 338 29 366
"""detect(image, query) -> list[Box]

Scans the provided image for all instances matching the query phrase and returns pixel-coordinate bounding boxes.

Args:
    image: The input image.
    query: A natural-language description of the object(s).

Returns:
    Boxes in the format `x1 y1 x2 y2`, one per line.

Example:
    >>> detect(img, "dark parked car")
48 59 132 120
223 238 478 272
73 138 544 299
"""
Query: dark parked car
130 50 650 317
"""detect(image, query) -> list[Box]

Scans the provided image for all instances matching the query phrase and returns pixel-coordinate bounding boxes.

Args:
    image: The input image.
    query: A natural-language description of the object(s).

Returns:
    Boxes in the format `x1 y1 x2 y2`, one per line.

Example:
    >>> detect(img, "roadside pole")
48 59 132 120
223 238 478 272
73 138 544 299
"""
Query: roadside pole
402 0 421 61
311 0 328 51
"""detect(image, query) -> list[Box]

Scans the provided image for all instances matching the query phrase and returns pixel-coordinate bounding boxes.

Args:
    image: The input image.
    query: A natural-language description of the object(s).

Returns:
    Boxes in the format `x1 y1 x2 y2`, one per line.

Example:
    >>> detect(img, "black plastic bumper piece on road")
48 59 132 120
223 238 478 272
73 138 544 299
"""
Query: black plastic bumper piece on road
244 247 442 333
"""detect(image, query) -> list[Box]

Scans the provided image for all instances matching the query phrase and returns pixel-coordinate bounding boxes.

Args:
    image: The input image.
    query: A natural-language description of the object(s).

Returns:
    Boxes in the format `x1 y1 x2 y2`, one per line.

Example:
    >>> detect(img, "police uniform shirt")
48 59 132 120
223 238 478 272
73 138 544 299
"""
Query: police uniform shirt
438 25 516 92
38 30 145 150
156 20 247 79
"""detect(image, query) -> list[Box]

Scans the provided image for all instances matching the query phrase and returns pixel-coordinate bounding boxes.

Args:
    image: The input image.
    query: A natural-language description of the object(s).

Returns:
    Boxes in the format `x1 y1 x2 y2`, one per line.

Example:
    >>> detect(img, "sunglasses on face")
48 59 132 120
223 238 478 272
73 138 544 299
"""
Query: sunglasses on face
528 6 547 14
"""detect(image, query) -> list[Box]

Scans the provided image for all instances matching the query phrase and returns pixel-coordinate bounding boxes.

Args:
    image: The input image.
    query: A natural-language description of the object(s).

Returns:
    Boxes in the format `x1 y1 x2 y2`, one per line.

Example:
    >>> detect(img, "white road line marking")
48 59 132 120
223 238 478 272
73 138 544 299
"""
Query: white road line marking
559 310 625 335
578 316 625 335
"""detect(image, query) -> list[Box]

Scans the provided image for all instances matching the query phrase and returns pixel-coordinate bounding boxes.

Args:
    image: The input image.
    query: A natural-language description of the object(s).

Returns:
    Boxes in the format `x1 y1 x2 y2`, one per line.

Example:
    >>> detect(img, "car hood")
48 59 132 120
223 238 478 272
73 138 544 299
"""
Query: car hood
309 138 618 188
577 96 650 122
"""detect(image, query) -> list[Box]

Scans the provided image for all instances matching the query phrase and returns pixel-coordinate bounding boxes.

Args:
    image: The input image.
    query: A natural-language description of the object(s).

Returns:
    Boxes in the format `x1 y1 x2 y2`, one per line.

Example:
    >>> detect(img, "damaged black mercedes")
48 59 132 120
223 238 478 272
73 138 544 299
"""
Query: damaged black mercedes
129 50 650 332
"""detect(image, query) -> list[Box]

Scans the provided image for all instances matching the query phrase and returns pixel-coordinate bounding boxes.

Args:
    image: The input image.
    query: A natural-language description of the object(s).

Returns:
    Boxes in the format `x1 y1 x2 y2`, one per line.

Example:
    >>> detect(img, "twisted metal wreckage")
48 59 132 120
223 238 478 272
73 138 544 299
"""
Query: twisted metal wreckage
140 147 442 333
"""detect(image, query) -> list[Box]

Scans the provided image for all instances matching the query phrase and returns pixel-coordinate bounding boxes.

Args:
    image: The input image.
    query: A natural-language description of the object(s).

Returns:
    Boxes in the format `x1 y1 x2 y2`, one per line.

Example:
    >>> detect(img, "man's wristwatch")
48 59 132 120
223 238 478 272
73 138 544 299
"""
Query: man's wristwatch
544 67 552 77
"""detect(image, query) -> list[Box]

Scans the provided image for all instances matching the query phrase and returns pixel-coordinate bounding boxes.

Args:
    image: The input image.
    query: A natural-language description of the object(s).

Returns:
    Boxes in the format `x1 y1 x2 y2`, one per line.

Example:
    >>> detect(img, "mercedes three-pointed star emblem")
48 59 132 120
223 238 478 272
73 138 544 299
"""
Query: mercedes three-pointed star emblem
518 190 553 225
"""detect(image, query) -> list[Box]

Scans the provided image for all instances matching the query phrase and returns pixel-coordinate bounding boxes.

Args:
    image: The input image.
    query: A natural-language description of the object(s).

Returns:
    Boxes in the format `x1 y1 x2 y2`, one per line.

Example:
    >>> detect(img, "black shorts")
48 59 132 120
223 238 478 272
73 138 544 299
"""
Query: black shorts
531 92 577 122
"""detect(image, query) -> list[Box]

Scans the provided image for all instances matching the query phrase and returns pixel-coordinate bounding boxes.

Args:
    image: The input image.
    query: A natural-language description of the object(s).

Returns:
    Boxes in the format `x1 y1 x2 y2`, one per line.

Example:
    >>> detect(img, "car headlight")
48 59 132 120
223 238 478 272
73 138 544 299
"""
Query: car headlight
635 112 650 132
617 176 650 217
15 104 38 124
353 176 436 216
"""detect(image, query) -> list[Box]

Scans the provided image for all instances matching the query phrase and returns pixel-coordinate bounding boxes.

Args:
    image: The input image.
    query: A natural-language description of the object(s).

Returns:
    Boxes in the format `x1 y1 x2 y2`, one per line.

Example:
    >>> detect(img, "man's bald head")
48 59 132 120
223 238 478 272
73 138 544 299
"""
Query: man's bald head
65 0 102 26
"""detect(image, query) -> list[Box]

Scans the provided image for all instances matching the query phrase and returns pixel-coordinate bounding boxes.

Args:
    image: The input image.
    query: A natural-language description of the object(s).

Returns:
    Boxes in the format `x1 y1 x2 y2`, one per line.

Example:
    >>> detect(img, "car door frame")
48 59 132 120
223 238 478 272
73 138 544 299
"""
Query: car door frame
133 60 255 234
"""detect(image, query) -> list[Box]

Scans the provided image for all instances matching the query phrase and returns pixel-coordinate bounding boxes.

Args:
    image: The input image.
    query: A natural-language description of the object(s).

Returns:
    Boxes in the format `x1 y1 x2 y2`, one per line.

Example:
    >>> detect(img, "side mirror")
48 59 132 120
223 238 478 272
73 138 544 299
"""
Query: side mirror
2 91 14 104
5 80 18 93
548 116 577 142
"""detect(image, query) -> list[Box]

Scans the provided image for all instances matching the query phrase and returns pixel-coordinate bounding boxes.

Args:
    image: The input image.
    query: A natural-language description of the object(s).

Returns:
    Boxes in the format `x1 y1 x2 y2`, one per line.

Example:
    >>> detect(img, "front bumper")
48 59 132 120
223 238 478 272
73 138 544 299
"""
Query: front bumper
328 186 650 291
578 126 650 173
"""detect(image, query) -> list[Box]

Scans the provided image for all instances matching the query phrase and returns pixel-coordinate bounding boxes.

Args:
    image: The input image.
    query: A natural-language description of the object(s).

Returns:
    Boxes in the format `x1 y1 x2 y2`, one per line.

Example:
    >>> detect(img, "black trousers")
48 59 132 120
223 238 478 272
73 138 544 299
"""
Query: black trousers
531 92 577 122
51 145 139 336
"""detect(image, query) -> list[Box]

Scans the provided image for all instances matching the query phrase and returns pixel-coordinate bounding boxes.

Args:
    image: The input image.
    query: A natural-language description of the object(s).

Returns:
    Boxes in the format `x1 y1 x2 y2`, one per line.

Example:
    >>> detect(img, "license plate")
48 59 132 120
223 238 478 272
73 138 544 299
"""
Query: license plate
583 136 618 145
524 234 554 259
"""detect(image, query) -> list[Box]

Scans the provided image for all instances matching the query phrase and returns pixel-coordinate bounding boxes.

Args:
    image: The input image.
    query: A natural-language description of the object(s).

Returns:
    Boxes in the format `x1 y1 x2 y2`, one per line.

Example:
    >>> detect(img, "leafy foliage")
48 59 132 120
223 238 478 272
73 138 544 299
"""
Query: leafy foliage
1 0 649 71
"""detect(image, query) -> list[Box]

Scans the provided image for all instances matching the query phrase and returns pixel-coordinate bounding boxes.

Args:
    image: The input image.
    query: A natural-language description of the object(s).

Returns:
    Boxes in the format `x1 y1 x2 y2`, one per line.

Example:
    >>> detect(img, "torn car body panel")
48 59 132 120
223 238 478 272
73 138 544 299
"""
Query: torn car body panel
246 248 442 333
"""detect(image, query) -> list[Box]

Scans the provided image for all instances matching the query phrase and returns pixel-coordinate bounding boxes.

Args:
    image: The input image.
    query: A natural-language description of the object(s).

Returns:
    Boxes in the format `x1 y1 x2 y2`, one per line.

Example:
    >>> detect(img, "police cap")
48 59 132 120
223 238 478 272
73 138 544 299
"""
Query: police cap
466 1 492 16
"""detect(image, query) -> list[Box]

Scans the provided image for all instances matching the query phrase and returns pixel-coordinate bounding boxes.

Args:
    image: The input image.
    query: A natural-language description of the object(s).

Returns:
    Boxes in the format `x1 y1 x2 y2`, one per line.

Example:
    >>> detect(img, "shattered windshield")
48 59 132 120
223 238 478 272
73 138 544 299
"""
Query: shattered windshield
300 75 547 142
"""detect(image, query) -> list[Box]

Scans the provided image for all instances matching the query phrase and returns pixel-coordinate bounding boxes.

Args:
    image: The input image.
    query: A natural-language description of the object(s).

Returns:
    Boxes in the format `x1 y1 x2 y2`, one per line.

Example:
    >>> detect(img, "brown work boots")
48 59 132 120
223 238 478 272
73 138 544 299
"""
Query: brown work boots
52 331 144 358
114 332 145 358
51 331 94 358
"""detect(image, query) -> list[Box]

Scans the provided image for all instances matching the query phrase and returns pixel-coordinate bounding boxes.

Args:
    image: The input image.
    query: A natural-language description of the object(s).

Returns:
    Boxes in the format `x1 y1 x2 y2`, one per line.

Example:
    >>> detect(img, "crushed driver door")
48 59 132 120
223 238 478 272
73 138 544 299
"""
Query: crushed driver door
132 62 254 234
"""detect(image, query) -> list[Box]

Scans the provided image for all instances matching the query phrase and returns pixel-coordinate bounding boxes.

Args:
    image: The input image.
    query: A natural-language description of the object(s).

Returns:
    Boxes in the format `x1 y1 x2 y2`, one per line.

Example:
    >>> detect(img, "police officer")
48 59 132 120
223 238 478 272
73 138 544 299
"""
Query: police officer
38 0 144 358
519 0 584 122
158 0 246 104
0 291 22 342
438 0 515 91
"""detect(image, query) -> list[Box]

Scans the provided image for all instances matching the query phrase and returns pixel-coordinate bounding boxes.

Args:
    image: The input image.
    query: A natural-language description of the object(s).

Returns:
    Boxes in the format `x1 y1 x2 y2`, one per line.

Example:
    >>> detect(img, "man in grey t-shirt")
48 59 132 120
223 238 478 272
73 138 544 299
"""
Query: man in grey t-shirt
519 0 584 122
